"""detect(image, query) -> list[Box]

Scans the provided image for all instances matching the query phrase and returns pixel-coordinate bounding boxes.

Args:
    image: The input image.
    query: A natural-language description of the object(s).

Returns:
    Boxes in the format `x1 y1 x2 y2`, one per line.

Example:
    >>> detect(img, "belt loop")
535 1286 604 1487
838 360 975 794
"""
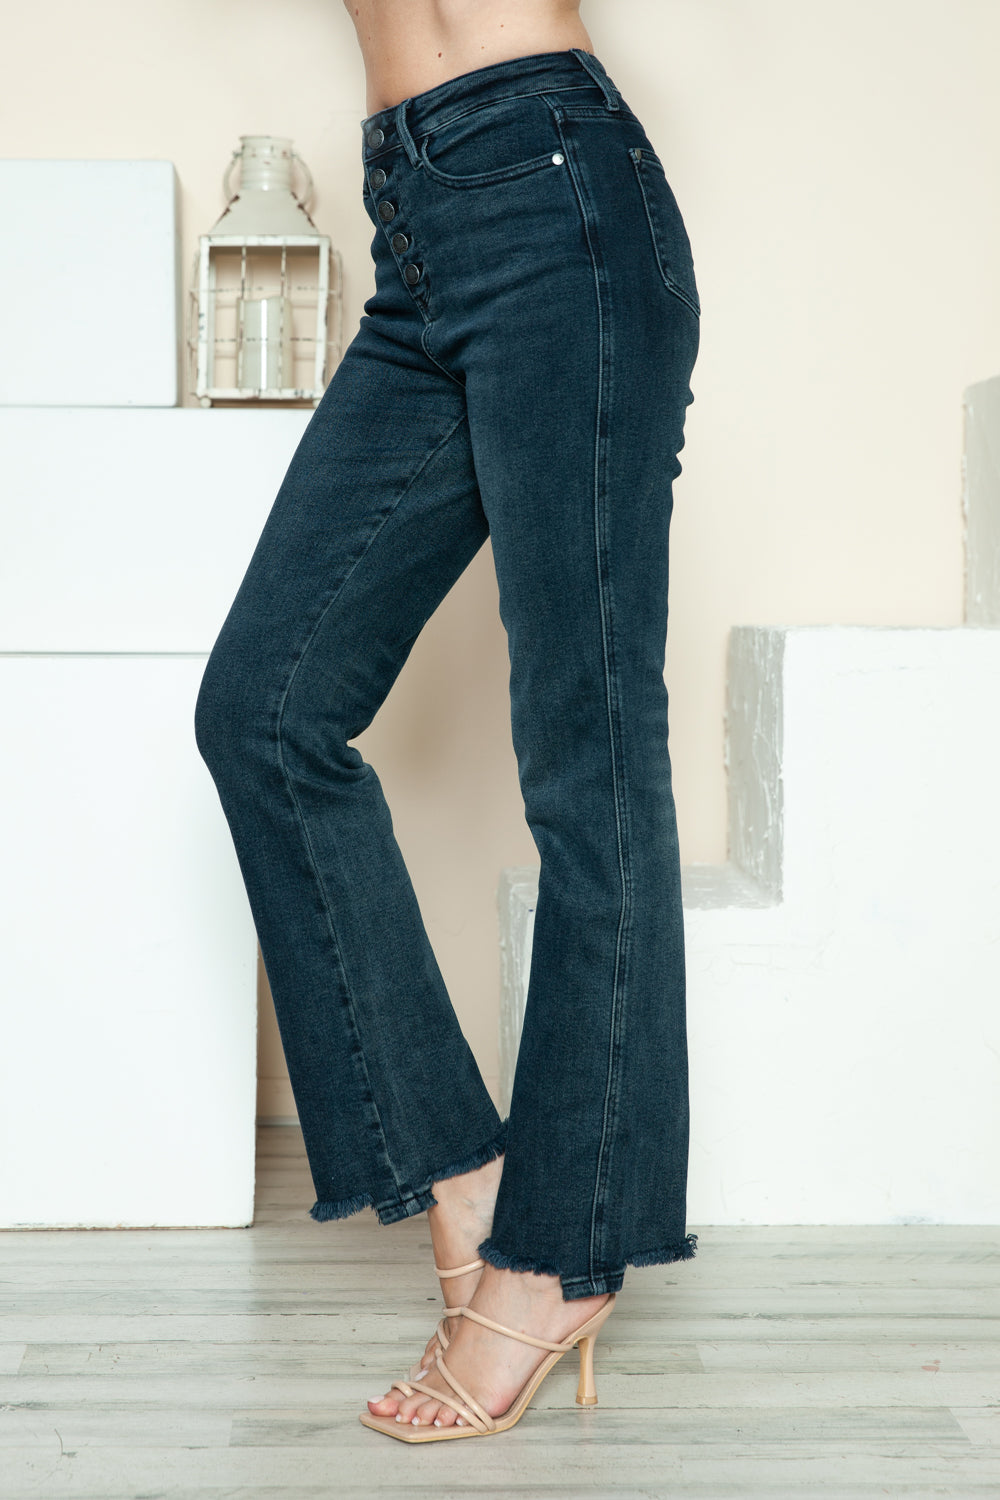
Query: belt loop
394 98 421 168
569 48 620 111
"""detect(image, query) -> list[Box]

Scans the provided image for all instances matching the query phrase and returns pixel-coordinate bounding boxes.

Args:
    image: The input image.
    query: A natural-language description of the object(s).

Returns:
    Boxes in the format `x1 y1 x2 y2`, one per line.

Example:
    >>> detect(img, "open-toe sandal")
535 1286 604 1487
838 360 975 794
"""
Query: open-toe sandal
362 1291 616 1442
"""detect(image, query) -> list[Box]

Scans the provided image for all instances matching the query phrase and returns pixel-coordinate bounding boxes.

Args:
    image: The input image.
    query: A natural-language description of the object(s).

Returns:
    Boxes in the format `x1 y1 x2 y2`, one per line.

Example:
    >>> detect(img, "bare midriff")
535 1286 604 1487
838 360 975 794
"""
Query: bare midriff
343 0 595 117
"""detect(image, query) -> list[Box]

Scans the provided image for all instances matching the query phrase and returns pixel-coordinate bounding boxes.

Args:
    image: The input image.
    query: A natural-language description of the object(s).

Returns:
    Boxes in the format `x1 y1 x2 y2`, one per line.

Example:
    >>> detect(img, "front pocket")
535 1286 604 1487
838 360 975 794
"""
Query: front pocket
417 95 563 189
628 147 700 317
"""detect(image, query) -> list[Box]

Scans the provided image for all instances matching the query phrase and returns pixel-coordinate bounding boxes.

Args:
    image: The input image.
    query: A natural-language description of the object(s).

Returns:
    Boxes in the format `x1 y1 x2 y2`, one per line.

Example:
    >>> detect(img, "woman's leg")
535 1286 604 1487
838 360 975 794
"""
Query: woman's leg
194 296 506 1224
361 47 700 1426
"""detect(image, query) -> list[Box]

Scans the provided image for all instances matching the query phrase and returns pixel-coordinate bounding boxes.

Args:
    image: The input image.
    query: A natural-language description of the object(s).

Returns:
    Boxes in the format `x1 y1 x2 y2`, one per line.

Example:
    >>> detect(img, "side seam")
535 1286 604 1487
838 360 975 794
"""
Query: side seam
550 111 634 1285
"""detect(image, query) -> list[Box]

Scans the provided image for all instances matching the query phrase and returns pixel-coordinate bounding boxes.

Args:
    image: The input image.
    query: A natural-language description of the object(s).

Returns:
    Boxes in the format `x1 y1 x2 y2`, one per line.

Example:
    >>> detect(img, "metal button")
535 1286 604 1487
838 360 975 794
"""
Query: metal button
370 167 387 189
391 232 409 253
403 264 422 286
552 153 565 165
377 200 397 222
367 127 384 150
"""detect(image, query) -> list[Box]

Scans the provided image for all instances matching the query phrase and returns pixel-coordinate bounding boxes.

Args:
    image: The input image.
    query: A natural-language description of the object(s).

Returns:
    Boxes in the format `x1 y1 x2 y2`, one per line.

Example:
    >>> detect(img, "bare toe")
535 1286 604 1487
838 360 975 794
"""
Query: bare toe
423 1330 441 1364
366 1392 400 1417
414 1397 443 1426
396 1391 424 1423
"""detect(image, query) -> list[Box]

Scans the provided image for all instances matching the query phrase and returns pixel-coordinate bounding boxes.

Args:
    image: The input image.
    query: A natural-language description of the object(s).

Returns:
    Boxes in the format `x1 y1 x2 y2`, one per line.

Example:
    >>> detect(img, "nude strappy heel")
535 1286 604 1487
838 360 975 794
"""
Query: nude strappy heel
362 1292 616 1442
405 1257 485 1381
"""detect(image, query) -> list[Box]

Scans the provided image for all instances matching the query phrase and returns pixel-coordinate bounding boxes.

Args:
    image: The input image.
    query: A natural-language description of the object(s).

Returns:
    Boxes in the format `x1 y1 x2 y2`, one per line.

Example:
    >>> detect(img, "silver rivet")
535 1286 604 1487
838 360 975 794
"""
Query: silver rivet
552 153 565 166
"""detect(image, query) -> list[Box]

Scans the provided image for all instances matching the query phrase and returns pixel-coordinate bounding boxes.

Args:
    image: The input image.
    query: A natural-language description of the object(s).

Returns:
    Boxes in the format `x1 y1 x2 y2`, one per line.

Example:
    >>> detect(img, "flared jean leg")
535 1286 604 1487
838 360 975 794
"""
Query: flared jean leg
467 332 698 1294
194 315 507 1225
389 89 702 1297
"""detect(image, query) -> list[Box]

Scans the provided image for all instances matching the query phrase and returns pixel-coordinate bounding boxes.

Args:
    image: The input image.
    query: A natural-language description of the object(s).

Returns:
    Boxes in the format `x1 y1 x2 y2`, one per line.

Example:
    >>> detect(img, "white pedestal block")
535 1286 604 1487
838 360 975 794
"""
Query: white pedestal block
0 408 312 652
0 161 181 407
499 625 1000 1226
0 655 258 1227
0 406 314 1226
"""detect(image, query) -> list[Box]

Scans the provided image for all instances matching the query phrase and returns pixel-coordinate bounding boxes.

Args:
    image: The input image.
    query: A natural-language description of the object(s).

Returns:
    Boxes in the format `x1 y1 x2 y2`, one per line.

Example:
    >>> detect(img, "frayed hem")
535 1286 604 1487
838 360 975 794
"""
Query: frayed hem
479 1240 624 1299
476 1236 563 1279
308 1121 508 1228
309 1190 374 1223
475 1230 699 1296
627 1232 699 1267
429 1120 508 1191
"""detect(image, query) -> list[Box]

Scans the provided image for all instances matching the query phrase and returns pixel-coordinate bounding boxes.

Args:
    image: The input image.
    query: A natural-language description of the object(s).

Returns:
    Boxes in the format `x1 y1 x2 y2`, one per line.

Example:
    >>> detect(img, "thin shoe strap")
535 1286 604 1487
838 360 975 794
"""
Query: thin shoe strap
434 1258 485 1278
388 1375 487 1432
432 1353 497 1432
458 1303 569 1352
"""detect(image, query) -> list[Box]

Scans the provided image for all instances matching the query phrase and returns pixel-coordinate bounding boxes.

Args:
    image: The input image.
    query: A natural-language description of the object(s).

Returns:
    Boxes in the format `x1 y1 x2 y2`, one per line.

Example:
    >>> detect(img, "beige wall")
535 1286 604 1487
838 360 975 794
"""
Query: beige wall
8 1 998 1113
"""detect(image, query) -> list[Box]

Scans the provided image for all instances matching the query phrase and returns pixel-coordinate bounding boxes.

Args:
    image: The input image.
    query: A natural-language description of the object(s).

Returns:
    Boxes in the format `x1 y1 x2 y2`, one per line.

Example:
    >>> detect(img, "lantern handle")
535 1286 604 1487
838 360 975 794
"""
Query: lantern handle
291 152 314 212
221 146 315 212
222 147 241 206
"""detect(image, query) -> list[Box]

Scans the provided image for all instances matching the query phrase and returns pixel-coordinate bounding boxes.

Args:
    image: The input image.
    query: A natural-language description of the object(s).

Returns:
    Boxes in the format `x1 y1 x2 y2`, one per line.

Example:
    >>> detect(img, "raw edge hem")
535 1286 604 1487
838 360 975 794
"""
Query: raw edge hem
308 1120 508 1227
427 1119 509 1194
309 1190 375 1224
476 1236 563 1279
627 1232 699 1267
475 1230 699 1295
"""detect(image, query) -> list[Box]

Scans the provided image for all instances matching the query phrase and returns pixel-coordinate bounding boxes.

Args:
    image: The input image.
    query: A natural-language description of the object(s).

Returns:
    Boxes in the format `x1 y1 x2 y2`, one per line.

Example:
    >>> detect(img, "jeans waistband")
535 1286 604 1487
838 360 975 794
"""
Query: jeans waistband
361 48 621 160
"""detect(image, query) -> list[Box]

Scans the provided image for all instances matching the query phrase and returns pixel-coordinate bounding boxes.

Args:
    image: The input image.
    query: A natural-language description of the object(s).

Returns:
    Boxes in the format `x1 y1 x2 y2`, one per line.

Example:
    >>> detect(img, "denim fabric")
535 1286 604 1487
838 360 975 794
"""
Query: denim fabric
195 47 699 1300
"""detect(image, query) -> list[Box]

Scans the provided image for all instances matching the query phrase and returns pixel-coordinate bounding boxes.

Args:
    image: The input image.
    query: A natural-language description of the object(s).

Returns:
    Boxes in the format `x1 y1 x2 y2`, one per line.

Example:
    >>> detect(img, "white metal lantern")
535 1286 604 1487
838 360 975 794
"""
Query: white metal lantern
188 135 343 406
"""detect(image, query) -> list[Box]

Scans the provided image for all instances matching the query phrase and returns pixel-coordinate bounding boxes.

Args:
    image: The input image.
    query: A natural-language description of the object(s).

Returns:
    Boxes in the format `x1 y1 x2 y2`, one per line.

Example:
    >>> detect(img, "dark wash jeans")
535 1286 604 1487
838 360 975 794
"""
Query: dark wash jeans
195 48 699 1300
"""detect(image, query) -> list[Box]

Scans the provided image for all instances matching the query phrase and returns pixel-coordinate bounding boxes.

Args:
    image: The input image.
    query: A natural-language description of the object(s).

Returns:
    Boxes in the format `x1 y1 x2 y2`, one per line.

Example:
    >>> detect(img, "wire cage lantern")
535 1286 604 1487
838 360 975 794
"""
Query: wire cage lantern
188 135 343 406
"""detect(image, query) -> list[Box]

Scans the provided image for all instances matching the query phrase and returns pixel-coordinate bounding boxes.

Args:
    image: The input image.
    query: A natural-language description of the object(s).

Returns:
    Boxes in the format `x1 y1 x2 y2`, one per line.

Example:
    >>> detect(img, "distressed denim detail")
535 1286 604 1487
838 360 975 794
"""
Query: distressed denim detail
310 1119 507 1226
478 1246 625 1303
428 1119 509 1189
628 1233 700 1268
476 1232 699 1301
310 1190 376 1224
475 1238 563 1280
196 46 698 1298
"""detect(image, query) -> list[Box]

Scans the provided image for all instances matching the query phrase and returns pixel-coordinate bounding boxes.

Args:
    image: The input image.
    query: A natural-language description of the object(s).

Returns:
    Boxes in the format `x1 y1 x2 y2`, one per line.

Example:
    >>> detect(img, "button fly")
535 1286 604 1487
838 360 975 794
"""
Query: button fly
391 232 409 253
370 167 386 189
403 264 422 286
377 201 397 222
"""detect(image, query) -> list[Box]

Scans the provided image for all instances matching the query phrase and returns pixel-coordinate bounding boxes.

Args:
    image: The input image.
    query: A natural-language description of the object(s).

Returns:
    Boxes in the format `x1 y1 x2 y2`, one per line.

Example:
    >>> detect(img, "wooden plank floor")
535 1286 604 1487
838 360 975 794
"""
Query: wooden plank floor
1 1123 997 1498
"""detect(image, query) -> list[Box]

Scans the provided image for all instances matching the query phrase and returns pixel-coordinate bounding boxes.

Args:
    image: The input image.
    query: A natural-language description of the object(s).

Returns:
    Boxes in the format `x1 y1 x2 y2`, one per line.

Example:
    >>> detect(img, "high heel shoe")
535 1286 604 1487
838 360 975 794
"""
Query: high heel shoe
361 1292 616 1442
405 1257 484 1381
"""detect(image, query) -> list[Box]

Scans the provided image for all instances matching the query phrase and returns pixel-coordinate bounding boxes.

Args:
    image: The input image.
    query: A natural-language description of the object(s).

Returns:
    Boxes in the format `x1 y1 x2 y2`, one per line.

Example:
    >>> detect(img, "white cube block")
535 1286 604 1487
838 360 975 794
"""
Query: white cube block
499 625 1000 1227
0 407 312 652
0 160 181 406
0 654 258 1228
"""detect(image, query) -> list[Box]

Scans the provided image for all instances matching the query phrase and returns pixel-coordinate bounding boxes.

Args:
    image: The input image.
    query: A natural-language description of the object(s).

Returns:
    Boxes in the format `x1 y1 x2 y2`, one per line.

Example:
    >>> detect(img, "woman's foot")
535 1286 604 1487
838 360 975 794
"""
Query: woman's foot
406 1153 504 1381
367 1261 610 1428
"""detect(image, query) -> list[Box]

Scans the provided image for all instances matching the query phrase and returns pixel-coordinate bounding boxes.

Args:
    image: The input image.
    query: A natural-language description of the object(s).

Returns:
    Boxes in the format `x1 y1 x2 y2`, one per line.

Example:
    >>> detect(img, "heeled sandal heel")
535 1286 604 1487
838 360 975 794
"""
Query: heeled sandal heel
361 1291 616 1442
575 1331 599 1406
